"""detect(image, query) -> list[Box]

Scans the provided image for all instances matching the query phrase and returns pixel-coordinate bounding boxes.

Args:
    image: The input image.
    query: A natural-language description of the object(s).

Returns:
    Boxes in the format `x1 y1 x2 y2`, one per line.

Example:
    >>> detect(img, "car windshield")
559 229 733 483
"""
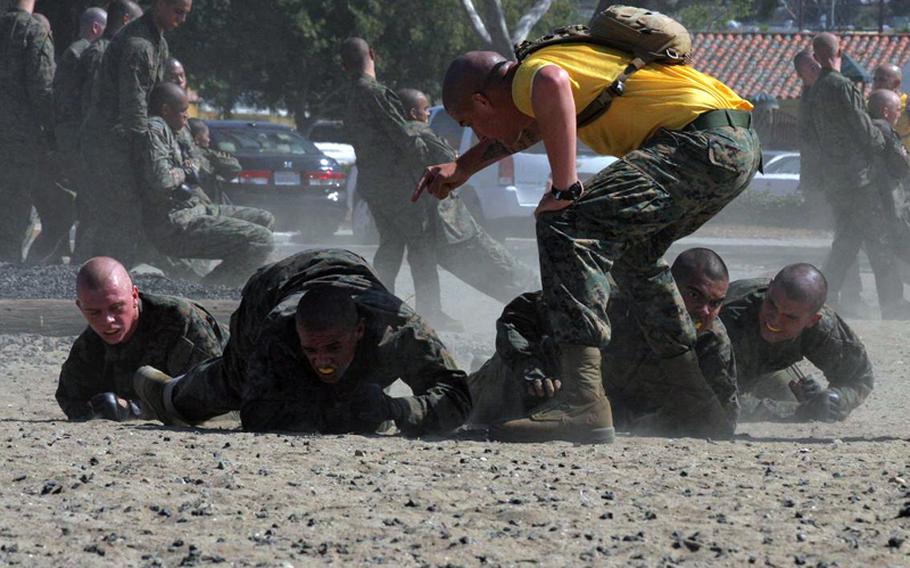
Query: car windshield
209 126 319 156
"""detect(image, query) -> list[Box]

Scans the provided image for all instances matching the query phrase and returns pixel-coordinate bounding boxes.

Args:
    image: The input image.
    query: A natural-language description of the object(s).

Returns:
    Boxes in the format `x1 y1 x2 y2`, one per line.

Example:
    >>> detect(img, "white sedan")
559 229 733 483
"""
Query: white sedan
748 152 801 196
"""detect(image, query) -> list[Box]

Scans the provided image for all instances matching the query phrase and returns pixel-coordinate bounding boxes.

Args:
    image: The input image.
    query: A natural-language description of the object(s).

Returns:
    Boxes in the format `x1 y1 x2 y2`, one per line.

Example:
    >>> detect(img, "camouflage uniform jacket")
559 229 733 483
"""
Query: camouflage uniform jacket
0 8 55 150
175 127 241 200
797 87 823 194
78 37 109 118
56 292 226 420
141 116 202 217
406 119 481 245
83 11 168 143
341 74 428 207
720 279 874 416
233 249 471 436
807 69 884 192
53 37 89 127
496 291 738 420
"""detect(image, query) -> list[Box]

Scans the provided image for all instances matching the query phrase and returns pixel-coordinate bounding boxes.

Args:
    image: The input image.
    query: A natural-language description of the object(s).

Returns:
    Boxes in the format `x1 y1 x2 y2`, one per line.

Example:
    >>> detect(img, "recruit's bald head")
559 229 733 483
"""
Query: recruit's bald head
442 51 508 113
340 37 372 72
80 7 106 39
671 248 729 285
812 33 840 68
769 263 828 313
76 257 133 294
793 49 821 85
105 0 142 36
868 88 902 121
188 117 207 138
149 81 187 115
873 62 902 91
165 57 187 90
295 287 360 333
398 88 430 122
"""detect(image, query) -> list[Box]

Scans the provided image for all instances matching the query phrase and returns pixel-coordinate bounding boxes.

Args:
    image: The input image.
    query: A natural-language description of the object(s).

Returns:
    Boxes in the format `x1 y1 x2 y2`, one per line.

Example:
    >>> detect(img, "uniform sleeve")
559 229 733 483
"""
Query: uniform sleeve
164 306 225 375
387 318 472 436
803 310 874 416
833 81 884 157
879 125 910 179
143 123 186 195
695 327 740 426
25 26 56 146
119 39 156 140
495 291 553 380
79 48 101 117
204 148 242 180
55 332 104 420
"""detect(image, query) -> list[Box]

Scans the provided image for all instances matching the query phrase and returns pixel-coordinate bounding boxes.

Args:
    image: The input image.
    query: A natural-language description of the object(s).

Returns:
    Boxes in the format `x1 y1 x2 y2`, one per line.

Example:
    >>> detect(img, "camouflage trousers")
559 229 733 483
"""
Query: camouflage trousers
168 356 239 424
75 134 143 266
738 367 801 422
823 186 903 312
0 154 75 264
536 126 761 356
148 203 275 287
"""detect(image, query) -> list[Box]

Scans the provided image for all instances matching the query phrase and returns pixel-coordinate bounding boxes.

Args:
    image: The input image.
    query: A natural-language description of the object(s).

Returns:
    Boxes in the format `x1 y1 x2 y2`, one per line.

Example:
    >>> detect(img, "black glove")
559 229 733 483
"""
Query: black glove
796 390 844 422
788 375 823 402
88 392 142 422
347 382 405 431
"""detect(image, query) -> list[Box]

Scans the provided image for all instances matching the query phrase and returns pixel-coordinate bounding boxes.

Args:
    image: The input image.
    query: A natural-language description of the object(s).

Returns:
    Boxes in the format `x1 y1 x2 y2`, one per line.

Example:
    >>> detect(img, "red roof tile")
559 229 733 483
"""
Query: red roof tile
692 32 910 100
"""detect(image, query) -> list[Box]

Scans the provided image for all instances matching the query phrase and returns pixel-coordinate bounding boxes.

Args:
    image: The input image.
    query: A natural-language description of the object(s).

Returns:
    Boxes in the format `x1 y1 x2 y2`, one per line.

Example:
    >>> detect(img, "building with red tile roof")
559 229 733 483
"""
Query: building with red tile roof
691 32 910 100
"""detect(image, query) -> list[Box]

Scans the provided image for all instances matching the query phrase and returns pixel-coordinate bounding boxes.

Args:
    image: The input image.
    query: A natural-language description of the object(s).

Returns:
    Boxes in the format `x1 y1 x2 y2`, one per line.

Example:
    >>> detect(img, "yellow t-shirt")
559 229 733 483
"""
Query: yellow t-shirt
896 92 910 152
511 43 753 157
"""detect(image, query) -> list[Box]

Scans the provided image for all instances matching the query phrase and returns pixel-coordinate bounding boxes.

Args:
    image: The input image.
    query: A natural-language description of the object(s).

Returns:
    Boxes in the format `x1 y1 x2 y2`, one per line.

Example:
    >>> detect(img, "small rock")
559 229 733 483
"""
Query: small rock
887 536 904 549
40 480 62 495
354 449 365 457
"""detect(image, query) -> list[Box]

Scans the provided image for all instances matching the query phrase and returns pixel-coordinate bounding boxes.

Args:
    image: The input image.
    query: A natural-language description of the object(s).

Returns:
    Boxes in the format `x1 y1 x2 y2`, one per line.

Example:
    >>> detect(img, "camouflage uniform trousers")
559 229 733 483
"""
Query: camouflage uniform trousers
738 366 800 422
536 125 762 356
823 186 903 311
147 203 275 287
75 133 144 266
26 153 76 264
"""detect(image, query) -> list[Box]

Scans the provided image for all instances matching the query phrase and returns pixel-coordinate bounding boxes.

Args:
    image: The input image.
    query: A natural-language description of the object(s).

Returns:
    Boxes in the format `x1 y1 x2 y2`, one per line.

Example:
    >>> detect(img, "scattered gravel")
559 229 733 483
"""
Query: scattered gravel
0 263 241 300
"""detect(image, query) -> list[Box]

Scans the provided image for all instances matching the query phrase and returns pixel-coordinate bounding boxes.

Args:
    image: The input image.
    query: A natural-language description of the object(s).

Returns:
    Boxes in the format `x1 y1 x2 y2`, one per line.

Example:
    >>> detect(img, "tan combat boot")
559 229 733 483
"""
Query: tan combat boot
132 366 187 426
491 344 615 444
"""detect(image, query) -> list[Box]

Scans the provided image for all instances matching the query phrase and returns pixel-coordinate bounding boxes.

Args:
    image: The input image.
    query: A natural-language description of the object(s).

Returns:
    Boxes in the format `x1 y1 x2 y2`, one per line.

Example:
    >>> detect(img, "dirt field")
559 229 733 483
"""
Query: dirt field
1 315 909 567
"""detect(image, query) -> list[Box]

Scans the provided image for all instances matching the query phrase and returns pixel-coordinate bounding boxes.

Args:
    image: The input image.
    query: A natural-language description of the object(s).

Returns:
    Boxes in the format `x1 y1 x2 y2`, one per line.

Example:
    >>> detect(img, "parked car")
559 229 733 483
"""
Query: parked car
206 120 347 240
351 106 619 242
748 151 801 196
302 119 356 168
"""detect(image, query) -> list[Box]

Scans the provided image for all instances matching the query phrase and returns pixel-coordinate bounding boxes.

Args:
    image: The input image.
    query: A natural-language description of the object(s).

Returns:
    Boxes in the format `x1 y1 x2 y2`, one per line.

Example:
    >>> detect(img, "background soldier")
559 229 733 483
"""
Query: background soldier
134 249 472 436
720 264 874 423
809 33 910 318
0 0 55 263
140 83 274 287
56 257 225 422
398 87 537 308
871 62 910 151
340 38 462 330
78 0 190 266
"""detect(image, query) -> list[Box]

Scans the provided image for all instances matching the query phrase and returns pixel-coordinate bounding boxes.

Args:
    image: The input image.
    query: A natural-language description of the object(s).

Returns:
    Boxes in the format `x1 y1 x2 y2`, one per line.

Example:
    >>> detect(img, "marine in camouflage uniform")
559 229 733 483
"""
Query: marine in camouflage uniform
0 5 55 263
869 115 910 267
406 119 537 304
341 52 446 318
808 66 906 314
138 249 472 436
141 113 274 287
720 278 873 422
79 10 169 266
469 289 738 433
56 292 225 421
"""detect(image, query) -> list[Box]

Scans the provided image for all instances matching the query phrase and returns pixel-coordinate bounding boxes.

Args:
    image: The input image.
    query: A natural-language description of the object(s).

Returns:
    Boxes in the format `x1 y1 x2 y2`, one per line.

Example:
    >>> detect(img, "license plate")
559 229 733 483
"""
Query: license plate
273 171 301 186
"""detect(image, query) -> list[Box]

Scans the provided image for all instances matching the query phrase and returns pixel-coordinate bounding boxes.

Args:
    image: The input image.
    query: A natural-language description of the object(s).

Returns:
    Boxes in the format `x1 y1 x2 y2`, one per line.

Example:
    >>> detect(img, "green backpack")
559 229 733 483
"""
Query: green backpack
514 5 692 127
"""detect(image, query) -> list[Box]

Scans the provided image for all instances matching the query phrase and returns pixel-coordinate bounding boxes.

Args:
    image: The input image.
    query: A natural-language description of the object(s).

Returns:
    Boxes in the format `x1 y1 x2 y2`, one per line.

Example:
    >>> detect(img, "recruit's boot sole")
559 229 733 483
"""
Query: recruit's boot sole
490 397 616 444
133 366 185 426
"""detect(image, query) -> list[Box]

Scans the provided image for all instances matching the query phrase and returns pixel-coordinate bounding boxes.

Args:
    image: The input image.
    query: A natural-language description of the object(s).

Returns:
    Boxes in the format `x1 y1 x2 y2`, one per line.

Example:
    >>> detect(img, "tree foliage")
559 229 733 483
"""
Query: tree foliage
168 0 576 124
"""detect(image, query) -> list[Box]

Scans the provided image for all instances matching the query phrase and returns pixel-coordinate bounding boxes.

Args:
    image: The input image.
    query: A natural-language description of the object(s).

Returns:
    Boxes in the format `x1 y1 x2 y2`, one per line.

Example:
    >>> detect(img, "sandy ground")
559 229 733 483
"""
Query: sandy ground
1 312 909 567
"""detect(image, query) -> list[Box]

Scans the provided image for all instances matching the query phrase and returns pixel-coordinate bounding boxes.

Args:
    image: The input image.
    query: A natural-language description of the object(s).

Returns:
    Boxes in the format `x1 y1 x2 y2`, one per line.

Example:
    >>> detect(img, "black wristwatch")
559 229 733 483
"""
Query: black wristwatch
550 180 583 201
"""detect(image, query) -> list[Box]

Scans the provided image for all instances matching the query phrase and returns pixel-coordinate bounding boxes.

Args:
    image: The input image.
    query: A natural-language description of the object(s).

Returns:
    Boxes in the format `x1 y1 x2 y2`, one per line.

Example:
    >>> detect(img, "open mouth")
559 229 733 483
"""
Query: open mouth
317 367 336 376
765 322 782 333
694 321 703 331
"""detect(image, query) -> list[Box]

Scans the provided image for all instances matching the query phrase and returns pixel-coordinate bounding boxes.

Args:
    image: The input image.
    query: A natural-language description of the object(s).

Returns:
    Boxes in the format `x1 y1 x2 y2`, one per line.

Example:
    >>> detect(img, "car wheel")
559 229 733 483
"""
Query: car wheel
352 195 379 244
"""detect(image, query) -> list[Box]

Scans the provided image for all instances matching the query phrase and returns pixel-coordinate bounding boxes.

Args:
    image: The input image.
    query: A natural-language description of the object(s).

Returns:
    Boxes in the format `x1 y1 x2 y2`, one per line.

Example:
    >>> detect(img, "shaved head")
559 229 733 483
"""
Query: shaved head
341 37 372 72
295 287 360 333
105 0 143 36
769 263 828 313
442 51 508 112
398 88 427 113
672 248 729 285
80 7 107 38
188 117 207 138
149 81 187 115
793 49 821 85
868 88 901 120
873 62 902 91
812 33 840 69
77 257 132 294
165 57 187 90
